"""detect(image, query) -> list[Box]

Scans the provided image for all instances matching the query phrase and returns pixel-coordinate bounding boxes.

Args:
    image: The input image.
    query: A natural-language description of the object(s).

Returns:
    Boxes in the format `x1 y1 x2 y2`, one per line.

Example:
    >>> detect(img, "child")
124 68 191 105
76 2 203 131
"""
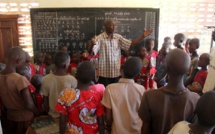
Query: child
56 61 105 134
102 57 145 134
168 91 215 134
59 45 68 53
154 43 171 88
34 51 46 76
187 53 210 95
185 38 191 54
26 52 35 77
31 74 44 114
184 38 200 86
44 53 55 74
42 51 77 119
67 51 80 77
0 47 38 133
164 36 171 44
16 63 36 97
136 46 150 89
145 38 158 89
173 33 186 50
138 49 199 134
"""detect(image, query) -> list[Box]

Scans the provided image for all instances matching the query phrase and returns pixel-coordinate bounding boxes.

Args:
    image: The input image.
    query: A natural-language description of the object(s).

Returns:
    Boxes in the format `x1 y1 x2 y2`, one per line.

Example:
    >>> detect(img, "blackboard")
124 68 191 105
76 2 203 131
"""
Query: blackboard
30 8 159 56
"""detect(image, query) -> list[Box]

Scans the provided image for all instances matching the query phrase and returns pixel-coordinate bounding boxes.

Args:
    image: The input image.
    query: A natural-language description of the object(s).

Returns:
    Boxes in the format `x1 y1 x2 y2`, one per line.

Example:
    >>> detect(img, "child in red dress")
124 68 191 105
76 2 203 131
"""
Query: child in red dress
56 61 105 134
187 53 210 95
67 51 80 77
145 38 158 89
31 74 44 114
34 51 46 76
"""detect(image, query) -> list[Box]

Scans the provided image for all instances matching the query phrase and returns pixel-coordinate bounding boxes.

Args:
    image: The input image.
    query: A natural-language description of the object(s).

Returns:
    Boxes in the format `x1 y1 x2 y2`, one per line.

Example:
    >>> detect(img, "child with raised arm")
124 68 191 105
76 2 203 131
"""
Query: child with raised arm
0 47 38 134
187 53 210 95
169 91 215 134
56 61 105 134
42 51 77 119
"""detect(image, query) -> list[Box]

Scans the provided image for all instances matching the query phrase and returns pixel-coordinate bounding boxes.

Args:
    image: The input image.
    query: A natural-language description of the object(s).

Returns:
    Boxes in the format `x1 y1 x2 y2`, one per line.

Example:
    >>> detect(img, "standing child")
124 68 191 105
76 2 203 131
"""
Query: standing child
0 47 38 134
42 51 77 119
173 33 186 50
145 38 158 89
26 52 35 77
136 46 150 89
154 43 171 88
184 38 200 86
169 91 215 134
31 74 44 114
67 51 80 77
187 53 210 95
56 61 105 134
44 53 55 74
185 38 191 54
34 51 46 76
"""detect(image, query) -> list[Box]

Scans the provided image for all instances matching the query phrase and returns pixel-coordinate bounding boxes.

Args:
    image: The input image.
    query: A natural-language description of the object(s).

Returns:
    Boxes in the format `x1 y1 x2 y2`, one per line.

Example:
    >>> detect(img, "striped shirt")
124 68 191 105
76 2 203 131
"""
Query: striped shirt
93 32 131 78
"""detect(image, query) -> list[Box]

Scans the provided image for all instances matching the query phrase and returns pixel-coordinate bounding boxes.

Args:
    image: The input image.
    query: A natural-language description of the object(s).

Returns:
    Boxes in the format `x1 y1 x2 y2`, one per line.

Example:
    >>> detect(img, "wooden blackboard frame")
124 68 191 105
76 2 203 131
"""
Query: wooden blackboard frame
30 8 160 55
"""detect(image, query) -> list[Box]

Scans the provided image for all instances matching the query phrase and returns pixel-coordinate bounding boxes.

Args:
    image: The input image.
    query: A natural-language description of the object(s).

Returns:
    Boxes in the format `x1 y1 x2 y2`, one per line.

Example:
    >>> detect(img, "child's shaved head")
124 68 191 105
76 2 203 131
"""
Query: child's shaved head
196 91 215 127
174 33 186 42
166 49 190 76
7 46 26 61
123 57 142 79
76 61 95 84
189 38 200 49
31 74 43 89
201 53 210 65
54 52 70 68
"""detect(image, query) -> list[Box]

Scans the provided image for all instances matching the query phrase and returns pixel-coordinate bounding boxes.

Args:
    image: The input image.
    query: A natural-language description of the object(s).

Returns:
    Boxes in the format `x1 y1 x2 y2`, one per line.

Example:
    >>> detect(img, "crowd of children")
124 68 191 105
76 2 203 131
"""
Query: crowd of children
0 30 215 134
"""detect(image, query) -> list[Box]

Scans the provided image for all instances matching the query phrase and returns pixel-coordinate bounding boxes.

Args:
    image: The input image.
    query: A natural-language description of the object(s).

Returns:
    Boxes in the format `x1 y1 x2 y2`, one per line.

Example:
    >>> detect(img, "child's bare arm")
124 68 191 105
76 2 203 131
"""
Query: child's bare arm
97 115 105 134
60 113 67 134
43 96 49 113
187 84 202 93
21 88 39 115
184 69 198 86
104 107 113 132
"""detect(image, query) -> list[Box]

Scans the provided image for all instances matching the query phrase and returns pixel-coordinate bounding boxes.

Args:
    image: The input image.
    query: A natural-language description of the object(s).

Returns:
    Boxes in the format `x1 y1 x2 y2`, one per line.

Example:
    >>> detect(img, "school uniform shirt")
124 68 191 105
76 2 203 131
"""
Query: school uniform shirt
29 63 35 77
146 50 158 75
102 78 145 134
168 121 193 134
0 73 33 121
203 46 215 93
35 63 46 76
188 55 199 75
42 73 77 118
93 32 131 78
138 88 199 134
55 84 105 134
34 92 44 113
192 70 208 93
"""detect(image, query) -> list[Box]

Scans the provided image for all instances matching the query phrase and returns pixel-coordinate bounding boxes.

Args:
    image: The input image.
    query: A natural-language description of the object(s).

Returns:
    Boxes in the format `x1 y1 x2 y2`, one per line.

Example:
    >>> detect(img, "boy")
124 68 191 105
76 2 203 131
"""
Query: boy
168 91 215 134
173 33 186 50
184 38 200 86
187 53 210 95
42 51 77 118
138 49 199 134
145 38 158 89
56 61 105 134
102 57 145 134
0 47 38 133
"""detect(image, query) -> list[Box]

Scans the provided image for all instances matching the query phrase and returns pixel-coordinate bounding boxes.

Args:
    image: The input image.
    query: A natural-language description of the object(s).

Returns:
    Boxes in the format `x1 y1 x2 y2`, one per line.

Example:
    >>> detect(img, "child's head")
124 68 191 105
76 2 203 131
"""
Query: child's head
164 37 171 43
16 63 31 81
54 51 70 70
123 50 130 57
82 50 89 59
198 53 210 68
71 51 80 64
123 57 142 79
161 42 171 54
188 38 200 53
34 51 44 64
7 47 27 68
76 61 95 84
185 38 191 49
173 33 186 47
44 53 53 66
31 74 43 90
166 49 190 76
59 45 68 52
195 91 215 127
138 46 147 58
145 38 155 51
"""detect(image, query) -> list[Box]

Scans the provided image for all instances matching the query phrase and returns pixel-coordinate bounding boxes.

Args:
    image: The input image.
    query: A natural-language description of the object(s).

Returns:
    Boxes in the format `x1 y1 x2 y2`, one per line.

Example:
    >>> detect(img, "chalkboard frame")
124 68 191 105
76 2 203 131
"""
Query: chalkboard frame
30 8 160 56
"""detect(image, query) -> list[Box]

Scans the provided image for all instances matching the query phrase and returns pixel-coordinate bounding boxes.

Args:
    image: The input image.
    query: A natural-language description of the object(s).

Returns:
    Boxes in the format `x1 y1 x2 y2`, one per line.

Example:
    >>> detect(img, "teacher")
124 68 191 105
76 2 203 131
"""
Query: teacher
91 19 153 87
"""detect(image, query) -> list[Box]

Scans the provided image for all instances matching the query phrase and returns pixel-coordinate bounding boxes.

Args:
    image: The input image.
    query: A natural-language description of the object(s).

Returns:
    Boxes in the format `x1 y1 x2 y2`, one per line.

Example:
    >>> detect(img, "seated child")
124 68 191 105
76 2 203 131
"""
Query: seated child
31 74 44 114
154 43 171 88
145 38 158 89
173 33 186 51
0 47 38 134
135 46 150 89
168 91 215 134
185 38 200 86
67 51 80 77
56 61 105 134
187 53 210 95
34 51 46 76
42 51 77 119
